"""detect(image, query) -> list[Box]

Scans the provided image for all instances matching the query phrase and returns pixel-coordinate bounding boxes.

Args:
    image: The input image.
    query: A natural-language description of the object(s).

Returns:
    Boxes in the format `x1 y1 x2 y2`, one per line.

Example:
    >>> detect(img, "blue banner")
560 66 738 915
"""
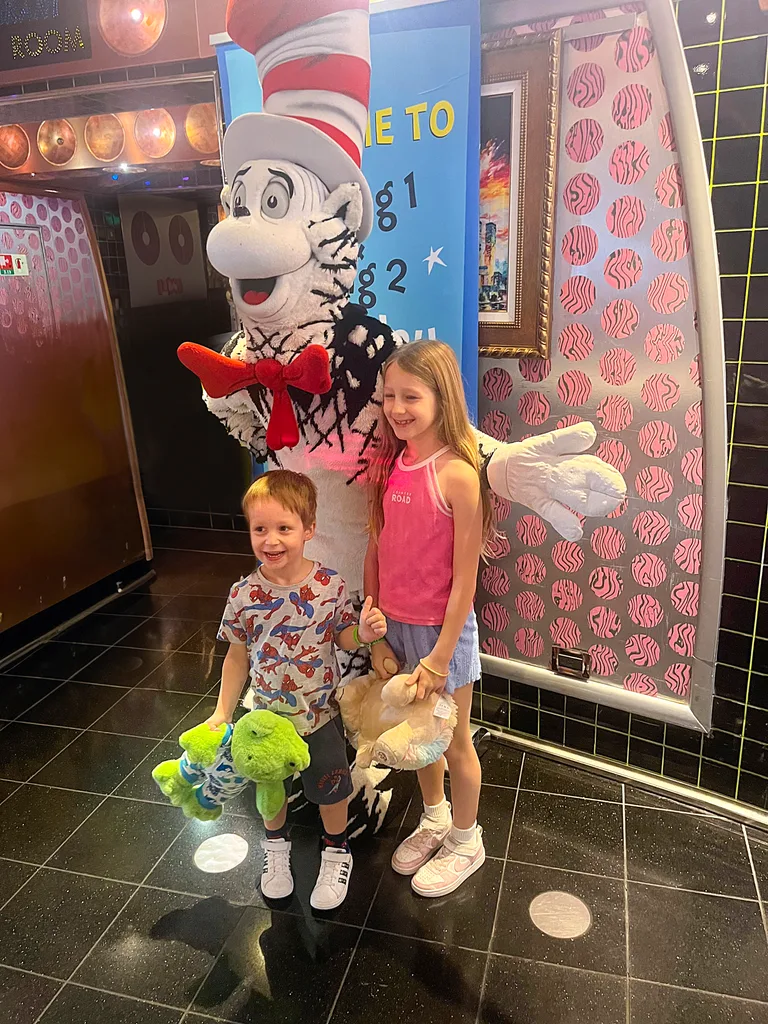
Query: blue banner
215 40 262 124
215 0 480 414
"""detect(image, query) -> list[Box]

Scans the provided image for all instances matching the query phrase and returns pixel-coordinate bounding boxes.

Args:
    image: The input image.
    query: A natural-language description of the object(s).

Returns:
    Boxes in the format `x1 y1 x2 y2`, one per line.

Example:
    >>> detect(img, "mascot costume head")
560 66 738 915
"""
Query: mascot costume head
178 0 627 835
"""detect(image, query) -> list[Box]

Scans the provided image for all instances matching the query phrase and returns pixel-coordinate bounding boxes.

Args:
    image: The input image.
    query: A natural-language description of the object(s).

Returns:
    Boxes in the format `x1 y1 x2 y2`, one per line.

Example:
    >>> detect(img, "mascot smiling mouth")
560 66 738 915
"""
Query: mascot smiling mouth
239 277 277 306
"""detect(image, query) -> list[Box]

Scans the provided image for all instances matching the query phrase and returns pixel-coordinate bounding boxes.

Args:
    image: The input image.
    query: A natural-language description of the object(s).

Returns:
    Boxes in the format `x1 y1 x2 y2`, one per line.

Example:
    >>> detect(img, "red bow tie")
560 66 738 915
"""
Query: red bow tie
177 342 332 451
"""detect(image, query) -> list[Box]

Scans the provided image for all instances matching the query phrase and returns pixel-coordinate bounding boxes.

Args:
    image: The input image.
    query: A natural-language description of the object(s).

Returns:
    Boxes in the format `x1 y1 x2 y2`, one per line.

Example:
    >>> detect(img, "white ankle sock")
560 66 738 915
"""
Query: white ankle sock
423 798 451 824
450 822 478 845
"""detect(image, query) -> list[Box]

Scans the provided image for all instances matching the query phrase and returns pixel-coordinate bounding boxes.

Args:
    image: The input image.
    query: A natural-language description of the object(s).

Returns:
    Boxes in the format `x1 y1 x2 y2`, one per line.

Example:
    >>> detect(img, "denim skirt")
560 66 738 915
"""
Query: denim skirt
384 610 481 695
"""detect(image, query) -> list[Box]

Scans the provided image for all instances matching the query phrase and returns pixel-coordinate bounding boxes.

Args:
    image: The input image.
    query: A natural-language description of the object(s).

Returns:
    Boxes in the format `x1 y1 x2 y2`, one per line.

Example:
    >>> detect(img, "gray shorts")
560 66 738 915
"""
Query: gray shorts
285 715 352 806
385 610 481 695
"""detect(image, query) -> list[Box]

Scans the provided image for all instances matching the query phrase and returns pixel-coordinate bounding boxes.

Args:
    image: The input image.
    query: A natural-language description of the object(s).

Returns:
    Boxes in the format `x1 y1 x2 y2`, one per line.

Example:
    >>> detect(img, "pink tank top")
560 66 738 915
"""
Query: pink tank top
377 446 454 626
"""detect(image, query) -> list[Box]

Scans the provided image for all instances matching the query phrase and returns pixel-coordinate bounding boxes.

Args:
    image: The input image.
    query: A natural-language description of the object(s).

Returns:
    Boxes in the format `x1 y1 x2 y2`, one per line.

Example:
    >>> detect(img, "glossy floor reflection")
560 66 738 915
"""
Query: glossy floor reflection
1 542 768 1023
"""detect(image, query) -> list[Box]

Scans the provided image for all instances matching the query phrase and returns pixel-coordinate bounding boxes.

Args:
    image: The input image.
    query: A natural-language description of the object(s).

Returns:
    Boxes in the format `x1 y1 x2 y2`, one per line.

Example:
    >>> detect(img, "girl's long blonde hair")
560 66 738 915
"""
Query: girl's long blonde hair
367 340 495 555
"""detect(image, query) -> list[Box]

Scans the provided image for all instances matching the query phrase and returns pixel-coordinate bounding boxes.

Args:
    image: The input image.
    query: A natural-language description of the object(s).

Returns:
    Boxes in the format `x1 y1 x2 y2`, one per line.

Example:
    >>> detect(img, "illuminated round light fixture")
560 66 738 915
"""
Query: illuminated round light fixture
84 113 125 162
37 119 77 166
134 108 176 159
185 103 219 155
529 891 593 939
0 124 31 169
193 834 249 873
98 0 167 55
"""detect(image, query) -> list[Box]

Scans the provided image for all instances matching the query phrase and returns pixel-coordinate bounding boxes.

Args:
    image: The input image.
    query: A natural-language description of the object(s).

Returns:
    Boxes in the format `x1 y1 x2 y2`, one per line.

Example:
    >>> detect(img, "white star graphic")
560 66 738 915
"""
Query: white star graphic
423 246 446 275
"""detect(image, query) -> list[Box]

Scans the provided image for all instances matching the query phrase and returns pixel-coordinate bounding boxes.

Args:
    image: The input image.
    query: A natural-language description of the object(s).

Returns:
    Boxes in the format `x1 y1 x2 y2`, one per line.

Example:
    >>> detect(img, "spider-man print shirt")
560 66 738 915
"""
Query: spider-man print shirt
218 562 356 736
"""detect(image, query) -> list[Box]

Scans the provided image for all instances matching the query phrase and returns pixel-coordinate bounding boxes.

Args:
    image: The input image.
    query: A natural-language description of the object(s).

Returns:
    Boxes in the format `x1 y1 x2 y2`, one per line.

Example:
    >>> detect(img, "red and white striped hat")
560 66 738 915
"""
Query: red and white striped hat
223 0 373 238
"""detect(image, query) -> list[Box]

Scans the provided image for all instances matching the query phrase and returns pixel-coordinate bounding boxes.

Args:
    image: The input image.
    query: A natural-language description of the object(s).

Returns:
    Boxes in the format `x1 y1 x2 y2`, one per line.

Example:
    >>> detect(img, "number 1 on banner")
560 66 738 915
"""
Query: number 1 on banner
404 171 417 209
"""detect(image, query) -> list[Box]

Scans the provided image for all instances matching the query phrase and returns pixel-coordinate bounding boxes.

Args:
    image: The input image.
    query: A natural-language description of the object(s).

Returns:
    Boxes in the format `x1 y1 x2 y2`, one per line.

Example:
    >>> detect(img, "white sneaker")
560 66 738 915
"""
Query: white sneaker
412 827 486 898
260 838 293 899
310 846 353 911
391 805 453 876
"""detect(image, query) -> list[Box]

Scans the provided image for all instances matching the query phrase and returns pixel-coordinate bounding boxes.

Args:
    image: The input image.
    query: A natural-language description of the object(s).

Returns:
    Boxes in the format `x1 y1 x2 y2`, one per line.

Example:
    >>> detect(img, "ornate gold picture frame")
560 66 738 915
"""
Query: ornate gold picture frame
479 31 561 358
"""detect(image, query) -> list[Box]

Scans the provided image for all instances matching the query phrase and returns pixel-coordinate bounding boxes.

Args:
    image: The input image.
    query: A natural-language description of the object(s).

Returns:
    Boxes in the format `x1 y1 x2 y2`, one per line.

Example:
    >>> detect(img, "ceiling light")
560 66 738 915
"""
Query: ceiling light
130 8 143 22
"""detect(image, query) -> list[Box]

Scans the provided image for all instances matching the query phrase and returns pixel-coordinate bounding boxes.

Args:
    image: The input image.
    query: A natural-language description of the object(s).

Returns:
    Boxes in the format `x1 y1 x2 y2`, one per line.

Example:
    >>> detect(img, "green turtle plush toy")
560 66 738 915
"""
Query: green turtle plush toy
152 709 310 822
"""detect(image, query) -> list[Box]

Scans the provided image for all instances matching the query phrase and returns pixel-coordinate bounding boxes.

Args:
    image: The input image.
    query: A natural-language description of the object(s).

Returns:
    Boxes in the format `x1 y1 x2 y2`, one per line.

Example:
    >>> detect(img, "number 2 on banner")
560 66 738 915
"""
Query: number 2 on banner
357 260 410 310
387 259 407 294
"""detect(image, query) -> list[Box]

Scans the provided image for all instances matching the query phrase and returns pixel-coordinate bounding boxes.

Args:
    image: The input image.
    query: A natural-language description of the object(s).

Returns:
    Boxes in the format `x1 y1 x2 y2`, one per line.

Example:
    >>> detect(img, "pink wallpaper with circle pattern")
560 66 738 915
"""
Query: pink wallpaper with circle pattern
478 10 702 703
0 190 103 340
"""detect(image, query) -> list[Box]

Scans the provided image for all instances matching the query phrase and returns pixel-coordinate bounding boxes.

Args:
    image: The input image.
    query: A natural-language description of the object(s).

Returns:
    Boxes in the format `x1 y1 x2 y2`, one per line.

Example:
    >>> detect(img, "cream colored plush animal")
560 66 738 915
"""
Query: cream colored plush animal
338 666 458 771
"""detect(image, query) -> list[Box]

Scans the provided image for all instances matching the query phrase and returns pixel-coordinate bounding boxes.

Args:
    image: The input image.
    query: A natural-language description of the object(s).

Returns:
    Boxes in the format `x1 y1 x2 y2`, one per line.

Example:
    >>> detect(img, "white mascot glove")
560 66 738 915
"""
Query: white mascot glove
486 422 627 542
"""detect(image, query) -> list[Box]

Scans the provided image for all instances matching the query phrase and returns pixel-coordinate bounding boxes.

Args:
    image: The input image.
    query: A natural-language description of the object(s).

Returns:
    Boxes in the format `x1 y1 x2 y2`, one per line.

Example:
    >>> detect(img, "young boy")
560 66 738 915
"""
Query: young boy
208 470 386 910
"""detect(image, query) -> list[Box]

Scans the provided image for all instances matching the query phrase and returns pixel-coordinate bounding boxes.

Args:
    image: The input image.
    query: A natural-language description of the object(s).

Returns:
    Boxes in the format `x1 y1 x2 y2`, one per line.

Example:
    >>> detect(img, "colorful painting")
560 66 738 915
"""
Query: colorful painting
479 84 528 323
479 90 515 320
479 32 559 356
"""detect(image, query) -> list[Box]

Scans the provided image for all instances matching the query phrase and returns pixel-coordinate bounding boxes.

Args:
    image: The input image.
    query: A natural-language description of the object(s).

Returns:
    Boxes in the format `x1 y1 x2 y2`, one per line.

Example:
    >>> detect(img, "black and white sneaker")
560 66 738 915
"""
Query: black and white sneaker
260 838 293 899
310 846 353 910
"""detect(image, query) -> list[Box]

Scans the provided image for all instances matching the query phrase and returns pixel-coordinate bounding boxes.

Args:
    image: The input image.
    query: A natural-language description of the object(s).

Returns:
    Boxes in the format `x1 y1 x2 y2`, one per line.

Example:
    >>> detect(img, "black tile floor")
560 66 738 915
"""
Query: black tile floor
2 545 768 1022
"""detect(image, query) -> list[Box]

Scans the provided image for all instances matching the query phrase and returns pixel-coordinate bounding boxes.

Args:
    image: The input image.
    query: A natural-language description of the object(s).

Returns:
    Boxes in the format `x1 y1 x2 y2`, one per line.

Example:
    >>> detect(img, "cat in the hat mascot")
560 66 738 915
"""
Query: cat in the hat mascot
178 0 626 834
180 0 626 590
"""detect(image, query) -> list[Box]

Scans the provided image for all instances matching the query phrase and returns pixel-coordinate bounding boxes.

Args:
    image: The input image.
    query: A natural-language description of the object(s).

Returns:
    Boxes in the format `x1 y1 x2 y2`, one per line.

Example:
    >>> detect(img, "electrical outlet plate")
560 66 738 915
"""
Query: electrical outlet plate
551 646 591 681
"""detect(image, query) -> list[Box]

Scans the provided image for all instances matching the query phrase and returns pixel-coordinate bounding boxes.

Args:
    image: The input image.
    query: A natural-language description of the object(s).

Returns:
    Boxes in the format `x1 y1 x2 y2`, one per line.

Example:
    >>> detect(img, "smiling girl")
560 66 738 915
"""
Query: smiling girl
364 341 495 897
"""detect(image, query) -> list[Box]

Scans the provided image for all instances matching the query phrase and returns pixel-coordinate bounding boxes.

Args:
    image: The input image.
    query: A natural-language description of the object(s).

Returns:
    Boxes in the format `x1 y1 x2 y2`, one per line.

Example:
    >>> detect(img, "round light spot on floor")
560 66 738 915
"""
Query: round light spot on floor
528 891 592 938
193 834 249 873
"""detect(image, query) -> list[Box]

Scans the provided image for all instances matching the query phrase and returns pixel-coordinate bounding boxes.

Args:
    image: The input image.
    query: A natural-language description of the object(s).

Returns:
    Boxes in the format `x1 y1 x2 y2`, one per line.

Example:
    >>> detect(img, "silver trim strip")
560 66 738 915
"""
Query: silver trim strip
481 652 706 731
0 72 218 110
480 727 768 830
370 0 451 9
483 0 623 31
562 13 635 39
645 0 726 734
0 570 155 673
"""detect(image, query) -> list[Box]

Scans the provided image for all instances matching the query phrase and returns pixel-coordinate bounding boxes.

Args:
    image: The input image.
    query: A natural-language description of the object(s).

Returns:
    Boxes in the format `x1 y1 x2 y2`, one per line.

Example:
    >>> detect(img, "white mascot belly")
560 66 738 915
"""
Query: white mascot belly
178 0 626 836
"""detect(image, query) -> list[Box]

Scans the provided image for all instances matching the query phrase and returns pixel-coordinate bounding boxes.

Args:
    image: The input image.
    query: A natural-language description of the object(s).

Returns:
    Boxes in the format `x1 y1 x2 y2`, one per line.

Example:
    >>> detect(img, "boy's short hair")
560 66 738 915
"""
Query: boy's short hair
242 470 317 528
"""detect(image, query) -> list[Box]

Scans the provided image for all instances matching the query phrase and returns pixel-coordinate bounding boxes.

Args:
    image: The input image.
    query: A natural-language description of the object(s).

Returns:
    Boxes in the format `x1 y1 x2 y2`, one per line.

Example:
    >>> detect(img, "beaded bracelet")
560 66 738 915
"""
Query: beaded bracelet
353 624 384 650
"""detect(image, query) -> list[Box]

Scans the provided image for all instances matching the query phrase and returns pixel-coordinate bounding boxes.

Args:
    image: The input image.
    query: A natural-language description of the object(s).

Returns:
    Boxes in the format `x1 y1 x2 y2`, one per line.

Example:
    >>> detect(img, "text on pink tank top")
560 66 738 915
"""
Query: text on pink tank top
377 446 454 626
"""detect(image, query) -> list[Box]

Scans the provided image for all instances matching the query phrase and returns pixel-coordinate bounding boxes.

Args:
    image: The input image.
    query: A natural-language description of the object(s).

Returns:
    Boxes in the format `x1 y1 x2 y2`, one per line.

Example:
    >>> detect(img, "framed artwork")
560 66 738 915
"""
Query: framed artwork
479 31 561 358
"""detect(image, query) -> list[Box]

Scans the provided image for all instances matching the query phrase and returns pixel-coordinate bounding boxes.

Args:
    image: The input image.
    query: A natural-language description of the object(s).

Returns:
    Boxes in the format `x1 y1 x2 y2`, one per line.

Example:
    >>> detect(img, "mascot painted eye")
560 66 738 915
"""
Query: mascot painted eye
232 180 249 218
261 174 293 219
